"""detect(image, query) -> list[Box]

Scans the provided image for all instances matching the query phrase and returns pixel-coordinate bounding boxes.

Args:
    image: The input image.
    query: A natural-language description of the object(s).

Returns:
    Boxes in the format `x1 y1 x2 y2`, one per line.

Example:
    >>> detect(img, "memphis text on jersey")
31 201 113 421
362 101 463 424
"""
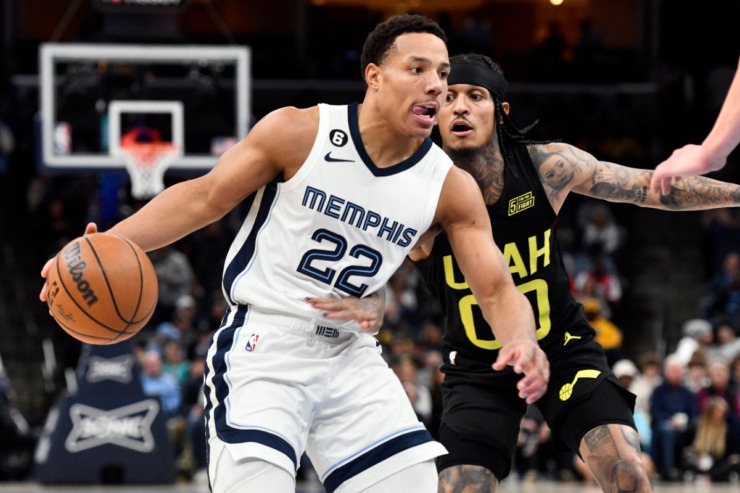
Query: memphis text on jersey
302 186 418 247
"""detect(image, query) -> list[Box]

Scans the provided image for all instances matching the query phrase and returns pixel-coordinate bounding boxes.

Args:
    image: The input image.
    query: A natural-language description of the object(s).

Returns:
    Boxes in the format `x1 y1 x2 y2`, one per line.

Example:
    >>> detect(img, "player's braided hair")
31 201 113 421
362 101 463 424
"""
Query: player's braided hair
360 14 447 82
449 54 546 162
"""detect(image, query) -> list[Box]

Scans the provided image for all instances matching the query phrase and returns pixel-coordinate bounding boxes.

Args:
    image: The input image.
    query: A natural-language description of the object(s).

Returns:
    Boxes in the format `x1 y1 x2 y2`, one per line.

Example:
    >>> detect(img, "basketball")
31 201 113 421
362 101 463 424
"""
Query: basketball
45 233 158 345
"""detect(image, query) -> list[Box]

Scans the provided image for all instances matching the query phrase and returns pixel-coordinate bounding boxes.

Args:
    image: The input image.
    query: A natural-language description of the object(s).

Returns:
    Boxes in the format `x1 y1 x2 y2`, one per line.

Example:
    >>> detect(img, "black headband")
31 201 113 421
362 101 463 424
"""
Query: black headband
448 63 508 101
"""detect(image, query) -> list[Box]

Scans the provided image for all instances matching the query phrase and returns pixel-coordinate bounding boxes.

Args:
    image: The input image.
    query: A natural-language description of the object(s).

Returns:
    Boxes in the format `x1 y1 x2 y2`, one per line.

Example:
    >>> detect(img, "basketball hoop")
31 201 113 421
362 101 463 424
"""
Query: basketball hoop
118 142 181 199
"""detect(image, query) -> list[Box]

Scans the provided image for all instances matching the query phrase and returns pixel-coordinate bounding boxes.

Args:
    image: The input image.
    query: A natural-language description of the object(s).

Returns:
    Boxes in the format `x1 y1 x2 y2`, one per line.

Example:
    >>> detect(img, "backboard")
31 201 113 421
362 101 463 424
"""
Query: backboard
40 43 250 171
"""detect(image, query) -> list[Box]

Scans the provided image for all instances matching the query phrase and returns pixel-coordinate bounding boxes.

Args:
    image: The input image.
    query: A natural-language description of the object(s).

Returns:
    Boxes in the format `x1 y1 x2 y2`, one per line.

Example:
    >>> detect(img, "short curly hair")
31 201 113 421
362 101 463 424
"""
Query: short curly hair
360 14 447 81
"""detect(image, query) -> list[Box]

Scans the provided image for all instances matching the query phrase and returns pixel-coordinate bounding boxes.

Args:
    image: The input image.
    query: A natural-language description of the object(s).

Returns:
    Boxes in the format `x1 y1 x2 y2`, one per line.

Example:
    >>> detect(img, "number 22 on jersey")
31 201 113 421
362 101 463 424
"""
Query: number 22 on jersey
297 228 384 297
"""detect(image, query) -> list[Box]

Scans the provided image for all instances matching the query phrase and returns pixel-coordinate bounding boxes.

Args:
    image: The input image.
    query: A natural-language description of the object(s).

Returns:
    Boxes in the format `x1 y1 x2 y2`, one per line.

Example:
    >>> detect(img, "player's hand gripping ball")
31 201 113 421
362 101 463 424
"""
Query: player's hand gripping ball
45 233 158 345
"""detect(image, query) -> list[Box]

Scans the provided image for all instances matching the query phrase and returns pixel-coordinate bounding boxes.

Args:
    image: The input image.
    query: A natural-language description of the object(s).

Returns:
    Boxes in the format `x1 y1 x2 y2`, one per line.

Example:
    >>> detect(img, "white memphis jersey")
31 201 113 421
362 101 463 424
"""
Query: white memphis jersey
222 103 452 321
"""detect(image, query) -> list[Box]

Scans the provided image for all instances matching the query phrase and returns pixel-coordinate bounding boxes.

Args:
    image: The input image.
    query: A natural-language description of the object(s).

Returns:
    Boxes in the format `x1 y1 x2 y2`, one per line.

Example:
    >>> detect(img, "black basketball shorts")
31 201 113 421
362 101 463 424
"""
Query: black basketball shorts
436 337 636 480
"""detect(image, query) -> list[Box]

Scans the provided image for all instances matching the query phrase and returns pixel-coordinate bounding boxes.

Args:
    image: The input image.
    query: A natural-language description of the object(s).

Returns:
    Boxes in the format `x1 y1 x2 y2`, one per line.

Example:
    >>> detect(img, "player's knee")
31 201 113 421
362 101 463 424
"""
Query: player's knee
609 456 650 492
587 454 650 493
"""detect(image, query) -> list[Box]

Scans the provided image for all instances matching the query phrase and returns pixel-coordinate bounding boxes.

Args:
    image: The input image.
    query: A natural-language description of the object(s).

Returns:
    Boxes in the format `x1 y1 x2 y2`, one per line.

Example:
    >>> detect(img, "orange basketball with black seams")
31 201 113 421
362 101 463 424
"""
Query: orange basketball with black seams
45 233 158 345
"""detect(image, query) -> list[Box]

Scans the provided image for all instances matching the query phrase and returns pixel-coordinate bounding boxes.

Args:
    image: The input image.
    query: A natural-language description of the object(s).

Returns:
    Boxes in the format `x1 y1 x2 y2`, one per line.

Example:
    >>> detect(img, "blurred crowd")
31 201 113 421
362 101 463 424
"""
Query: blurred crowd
4 156 738 485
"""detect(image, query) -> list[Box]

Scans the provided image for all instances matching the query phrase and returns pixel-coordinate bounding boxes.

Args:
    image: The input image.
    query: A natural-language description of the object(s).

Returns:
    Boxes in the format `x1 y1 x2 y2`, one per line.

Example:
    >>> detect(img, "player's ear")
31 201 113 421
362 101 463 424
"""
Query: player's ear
365 63 381 90
502 101 511 115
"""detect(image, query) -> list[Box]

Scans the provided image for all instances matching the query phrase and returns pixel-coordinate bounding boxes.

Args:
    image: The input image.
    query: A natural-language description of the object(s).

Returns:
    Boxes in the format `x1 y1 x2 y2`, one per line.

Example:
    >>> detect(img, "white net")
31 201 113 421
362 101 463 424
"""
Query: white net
118 143 181 199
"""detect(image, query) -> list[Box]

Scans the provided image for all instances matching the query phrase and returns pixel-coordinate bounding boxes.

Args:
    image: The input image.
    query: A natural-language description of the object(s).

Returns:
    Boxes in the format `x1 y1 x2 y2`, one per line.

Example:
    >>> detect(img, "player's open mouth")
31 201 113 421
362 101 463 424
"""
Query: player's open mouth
450 119 473 136
412 103 438 125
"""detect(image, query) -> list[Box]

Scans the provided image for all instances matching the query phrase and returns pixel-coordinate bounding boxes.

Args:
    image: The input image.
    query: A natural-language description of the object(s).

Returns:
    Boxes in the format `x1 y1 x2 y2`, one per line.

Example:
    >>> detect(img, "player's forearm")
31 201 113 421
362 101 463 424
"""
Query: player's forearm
703 60 740 163
482 285 537 346
108 178 228 251
653 174 740 210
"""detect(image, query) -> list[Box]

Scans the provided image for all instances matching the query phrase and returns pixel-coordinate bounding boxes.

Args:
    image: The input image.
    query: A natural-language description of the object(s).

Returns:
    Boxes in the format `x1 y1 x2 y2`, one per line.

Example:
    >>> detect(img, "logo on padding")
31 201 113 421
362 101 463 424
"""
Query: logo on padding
65 400 159 452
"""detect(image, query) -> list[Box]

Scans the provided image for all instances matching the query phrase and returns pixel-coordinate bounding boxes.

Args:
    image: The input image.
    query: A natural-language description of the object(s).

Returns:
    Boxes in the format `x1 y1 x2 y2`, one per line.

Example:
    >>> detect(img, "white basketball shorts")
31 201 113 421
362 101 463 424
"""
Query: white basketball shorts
203 305 446 492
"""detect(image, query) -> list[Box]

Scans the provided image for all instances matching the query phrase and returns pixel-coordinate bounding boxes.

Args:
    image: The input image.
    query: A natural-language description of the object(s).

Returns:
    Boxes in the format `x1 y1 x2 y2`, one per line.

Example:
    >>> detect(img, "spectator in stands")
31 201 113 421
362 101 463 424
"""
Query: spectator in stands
574 250 623 318
671 318 714 367
697 361 740 416
384 263 427 331
682 397 740 483
581 296 623 367
580 202 624 257
632 352 663 418
731 355 740 388
685 352 711 394
650 355 698 481
155 294 198 348
392 356 432 429
161 338 191 384
708 268 740 328
707 320 740 366
150 244 195 326
140 349 181 419
701 252 740 316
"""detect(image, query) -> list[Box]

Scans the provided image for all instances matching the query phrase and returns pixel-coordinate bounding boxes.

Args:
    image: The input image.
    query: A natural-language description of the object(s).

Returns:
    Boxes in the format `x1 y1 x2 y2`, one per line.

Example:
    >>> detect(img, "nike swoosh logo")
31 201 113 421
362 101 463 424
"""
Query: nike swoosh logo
324 152 354 163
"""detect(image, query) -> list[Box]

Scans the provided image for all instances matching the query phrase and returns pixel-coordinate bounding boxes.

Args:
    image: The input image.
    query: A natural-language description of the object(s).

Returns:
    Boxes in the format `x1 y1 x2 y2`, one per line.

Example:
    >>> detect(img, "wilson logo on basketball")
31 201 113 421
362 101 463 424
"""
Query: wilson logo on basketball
63 241 99 307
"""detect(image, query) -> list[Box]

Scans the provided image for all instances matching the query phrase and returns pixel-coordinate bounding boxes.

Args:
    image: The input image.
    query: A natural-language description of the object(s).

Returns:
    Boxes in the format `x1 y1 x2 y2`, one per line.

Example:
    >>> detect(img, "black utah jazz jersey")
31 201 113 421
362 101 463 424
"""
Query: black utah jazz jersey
414 143 593 363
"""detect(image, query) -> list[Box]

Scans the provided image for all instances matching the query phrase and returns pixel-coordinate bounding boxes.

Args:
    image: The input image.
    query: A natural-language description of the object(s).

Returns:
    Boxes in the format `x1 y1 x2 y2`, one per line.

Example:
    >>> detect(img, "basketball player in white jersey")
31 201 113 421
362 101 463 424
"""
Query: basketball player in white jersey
41 15 549 492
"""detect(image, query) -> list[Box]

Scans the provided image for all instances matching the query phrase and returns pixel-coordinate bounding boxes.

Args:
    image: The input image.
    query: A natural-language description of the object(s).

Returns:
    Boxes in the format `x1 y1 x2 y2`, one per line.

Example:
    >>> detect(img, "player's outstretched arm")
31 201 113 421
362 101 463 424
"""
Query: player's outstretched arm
40 106 317 301
651 58 740 195
106 107 310 252
530 142 740 212
438 168 549 404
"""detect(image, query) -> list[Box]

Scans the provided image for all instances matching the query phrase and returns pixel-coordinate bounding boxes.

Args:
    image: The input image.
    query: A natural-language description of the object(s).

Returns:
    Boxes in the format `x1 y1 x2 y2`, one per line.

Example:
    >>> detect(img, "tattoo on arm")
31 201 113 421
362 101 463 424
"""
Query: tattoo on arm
658 175 740 210
587 161 653 204
530 144 583 207
532 143 740 210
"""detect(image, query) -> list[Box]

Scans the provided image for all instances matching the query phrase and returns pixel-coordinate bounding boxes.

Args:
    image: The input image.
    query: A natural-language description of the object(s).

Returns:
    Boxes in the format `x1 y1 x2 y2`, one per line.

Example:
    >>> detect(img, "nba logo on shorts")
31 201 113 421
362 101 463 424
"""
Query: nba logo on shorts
245 333 260 352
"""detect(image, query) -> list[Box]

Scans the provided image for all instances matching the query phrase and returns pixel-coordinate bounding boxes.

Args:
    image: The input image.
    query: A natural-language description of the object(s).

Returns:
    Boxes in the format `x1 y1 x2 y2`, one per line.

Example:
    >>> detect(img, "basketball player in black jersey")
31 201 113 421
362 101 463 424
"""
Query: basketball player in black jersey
407 54 740 493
